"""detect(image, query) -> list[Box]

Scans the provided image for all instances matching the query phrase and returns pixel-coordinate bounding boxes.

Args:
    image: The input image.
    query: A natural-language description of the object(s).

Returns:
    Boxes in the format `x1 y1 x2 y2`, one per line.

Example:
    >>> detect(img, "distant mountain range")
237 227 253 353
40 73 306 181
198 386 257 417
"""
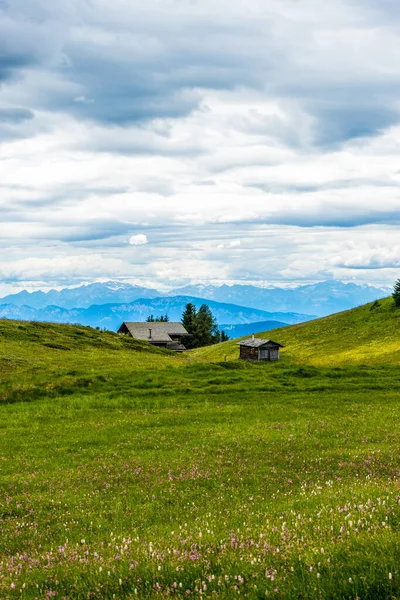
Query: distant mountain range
0 282 162 310
170 281 390 317
0 296 312 331
0 280 389 317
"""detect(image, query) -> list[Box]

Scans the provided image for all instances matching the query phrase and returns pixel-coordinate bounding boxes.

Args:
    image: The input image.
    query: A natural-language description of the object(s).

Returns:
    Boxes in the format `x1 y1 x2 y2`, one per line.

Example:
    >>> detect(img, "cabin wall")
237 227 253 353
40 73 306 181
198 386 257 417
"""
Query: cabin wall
240 346 259 361
259 346 280 361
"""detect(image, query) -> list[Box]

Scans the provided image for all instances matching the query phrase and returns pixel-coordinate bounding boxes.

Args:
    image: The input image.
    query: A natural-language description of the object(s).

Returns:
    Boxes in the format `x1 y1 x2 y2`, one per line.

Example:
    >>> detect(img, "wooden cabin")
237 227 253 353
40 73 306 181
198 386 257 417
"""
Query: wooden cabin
118 322 190 352
237 336 283 361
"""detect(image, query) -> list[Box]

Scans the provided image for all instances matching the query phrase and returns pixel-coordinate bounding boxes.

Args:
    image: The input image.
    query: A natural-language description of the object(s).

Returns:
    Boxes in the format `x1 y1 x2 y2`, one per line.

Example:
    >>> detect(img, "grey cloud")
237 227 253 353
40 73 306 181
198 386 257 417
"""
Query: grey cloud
267 211 400 228
0 107 36 141
247 178 400 195
0 9 64 81
309 96 400 148
216 207 400 228
1 0 400 150
339 263 400 270
0 108 34 122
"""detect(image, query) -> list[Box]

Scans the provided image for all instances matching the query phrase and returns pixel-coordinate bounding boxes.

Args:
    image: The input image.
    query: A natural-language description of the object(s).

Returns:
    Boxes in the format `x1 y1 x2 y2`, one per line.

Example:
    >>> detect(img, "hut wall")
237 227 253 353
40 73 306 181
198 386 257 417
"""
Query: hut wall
240 346 259 361
269 348 280 360
259 346 280 361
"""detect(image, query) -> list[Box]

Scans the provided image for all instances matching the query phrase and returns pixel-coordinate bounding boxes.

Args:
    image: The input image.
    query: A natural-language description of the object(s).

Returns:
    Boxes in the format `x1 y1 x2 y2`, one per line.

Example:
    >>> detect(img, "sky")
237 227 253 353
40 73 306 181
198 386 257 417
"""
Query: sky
1 0 400 294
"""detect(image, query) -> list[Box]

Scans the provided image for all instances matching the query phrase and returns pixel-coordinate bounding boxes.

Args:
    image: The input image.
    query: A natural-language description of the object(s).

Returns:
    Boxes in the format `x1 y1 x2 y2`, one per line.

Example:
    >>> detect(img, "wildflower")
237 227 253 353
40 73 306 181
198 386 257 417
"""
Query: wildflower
349 577 353 583
81 539 85 544
321 548 324 554
10 583 15 589
317 573 320 579
389 573 393 580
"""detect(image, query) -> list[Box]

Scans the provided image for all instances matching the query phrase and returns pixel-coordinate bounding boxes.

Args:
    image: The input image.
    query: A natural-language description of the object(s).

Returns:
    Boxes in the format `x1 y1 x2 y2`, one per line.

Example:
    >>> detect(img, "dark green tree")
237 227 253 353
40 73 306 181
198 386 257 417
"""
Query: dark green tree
220 330 229 342
146 314 170 322
196 304 218 347
181 303 197 348
393 279 400 307
181 303 225 348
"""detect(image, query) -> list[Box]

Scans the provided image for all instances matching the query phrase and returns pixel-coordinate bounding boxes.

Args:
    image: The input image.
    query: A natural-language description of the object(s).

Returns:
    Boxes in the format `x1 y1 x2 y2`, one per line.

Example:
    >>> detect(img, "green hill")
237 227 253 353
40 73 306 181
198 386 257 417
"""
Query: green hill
1 302 400 599
193 296 400 365
0 319 184 403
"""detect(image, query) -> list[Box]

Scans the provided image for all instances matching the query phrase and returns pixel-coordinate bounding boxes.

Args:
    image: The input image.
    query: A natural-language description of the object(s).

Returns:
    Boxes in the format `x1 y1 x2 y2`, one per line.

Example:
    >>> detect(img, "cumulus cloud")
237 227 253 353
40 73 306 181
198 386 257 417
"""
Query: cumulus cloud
129 234 148 246
216 240 241 249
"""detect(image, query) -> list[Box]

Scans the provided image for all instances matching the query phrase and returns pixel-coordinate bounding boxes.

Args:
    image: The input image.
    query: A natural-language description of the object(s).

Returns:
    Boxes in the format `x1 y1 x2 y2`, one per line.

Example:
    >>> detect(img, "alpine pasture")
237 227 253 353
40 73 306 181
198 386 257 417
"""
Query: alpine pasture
1 298 400 599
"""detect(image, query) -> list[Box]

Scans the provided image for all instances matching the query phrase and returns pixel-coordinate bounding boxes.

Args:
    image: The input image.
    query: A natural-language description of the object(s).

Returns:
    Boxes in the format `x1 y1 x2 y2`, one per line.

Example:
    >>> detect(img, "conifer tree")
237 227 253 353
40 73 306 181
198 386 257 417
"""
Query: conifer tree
393 279 400 307
182 302 224 348
181 303 197 348
214 329 221 344
196 304 218 347
146 314 170 322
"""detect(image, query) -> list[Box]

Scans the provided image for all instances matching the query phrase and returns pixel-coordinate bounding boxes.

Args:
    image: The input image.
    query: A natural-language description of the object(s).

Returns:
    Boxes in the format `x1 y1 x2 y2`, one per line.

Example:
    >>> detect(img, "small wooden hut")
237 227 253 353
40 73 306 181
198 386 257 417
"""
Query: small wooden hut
237 336 283 361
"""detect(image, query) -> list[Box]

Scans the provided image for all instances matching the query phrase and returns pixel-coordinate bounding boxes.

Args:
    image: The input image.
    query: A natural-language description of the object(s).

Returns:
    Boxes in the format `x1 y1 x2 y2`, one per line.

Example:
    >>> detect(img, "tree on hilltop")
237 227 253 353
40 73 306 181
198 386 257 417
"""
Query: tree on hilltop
181 302 228 348
181 303 197 348
221 330 229 342
196 304 218 347
393 279 400 307
146 314 169 322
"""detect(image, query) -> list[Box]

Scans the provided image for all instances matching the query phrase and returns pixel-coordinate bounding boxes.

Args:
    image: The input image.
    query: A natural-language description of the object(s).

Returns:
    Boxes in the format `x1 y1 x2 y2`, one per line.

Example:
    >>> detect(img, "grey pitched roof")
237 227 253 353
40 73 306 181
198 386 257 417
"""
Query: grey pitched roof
120 322 190 342
237 338 283 348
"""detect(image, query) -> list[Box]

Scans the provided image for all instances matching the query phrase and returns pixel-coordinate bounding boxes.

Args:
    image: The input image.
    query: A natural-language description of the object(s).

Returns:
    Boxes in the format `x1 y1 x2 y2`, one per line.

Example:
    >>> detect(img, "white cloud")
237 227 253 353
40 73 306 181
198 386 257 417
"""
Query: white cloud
1 0 400 291
216 240 241 249
129 234 148 246
74 96 94 104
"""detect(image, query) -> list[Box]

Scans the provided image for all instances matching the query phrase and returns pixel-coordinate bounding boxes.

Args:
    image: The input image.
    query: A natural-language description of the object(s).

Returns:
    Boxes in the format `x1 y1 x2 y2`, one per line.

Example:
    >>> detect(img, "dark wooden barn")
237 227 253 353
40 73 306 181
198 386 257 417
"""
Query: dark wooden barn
237 336 283 361
118 322 191 352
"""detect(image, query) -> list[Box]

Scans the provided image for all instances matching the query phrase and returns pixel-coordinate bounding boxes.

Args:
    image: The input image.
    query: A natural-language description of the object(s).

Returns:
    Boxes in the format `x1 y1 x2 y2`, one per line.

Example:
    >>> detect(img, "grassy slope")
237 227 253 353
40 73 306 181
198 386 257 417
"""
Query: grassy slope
1 302 400 599
194 296 400 365
0 319 188 403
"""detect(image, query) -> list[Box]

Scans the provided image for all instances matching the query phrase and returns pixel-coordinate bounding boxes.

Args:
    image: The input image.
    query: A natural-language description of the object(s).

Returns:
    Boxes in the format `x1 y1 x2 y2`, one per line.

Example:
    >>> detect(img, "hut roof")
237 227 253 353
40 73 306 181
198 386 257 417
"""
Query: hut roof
119 322 190 342
237 338 284 348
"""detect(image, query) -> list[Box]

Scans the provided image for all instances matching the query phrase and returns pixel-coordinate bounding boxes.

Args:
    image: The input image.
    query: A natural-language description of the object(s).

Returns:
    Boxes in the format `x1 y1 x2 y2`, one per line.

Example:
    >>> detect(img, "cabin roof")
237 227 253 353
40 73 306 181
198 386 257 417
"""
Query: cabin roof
237 338 284 348
119 321 190 342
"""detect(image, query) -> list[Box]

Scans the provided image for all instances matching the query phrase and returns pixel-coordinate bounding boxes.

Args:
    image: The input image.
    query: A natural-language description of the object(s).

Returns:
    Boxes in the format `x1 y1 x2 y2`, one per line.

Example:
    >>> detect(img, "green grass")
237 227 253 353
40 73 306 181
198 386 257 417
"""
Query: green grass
0 300 400 599
195 296 400 366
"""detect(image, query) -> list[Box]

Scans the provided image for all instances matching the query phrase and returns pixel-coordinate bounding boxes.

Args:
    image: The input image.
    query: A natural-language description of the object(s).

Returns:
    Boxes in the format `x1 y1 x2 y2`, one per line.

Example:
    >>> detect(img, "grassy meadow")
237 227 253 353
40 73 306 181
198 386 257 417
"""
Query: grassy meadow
1 298 400 599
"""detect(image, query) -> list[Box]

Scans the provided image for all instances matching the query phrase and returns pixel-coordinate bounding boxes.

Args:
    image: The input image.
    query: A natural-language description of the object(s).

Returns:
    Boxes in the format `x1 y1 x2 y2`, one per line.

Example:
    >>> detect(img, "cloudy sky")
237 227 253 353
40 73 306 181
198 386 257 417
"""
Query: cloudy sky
1 0 400 293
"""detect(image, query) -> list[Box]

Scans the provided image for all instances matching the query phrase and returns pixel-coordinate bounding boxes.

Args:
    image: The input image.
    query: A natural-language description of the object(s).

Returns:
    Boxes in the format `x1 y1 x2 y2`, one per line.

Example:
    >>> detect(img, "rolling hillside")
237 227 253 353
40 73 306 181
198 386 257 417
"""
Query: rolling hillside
2 299 400 598
194 296 400 365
